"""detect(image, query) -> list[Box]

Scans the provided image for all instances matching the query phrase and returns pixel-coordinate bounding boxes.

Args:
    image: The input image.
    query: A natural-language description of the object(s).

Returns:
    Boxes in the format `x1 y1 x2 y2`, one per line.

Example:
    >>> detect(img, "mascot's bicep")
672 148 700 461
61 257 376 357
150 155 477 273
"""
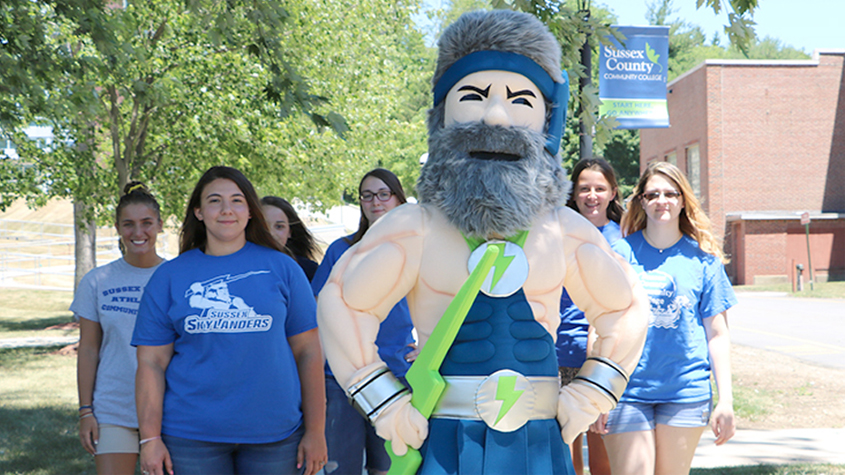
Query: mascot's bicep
573 243 633 312
342 242 406 312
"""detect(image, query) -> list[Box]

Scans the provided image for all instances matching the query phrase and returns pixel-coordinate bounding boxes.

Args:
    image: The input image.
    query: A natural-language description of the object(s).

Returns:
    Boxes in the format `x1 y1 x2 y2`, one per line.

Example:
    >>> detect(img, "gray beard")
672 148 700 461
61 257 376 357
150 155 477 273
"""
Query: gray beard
417 122 570 239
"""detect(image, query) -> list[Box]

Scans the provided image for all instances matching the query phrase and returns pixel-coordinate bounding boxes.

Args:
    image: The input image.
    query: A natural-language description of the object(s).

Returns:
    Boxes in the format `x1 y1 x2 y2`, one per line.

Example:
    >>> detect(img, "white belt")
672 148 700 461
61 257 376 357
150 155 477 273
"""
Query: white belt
431 369 560 433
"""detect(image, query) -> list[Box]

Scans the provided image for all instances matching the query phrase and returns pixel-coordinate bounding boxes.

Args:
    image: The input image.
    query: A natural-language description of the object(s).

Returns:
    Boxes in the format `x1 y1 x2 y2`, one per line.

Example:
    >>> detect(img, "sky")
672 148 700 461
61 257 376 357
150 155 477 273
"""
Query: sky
606 0 845 53
417 1 845 53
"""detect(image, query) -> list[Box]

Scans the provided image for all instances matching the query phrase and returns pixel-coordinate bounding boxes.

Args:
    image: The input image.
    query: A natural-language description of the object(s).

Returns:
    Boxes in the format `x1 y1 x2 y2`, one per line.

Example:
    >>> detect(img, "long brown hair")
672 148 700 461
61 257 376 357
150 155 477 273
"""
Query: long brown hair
260 196 322 261
621 161 727 263
179 166 283 255
566 157 624 224
346 168 407 245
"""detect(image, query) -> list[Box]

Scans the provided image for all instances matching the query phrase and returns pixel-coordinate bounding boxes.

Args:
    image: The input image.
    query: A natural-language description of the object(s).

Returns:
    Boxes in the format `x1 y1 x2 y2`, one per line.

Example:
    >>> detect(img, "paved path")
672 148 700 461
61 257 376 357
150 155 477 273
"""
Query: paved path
0 335 78 349
730 292 845 369
693 428 845 468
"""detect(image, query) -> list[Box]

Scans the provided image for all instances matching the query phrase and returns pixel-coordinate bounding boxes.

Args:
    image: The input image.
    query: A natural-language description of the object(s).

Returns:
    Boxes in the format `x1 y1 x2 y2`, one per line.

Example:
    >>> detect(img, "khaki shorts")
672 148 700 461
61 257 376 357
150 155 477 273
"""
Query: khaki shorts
96 424 140 455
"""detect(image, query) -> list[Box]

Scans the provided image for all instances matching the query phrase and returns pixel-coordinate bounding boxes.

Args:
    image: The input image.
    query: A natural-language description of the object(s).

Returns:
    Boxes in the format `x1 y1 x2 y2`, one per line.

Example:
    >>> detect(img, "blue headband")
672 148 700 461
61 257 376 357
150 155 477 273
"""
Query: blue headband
433 50 569 156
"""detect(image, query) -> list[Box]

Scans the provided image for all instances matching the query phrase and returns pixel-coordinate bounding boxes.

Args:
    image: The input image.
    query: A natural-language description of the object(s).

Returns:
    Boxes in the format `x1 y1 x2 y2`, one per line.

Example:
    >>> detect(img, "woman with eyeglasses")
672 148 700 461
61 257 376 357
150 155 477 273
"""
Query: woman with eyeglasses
311 168 416 475
592 161 736 475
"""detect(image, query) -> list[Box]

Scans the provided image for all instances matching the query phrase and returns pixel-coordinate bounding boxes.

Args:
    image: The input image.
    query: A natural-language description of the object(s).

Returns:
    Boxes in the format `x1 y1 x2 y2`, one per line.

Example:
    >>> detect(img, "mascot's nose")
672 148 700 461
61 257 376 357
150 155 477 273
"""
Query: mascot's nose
481 97 512 128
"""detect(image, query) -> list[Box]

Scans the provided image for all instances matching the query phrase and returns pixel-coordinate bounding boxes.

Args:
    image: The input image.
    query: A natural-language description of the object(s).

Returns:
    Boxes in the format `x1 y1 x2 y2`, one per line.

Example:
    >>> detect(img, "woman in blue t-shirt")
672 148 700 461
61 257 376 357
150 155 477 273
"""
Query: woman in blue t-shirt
594 161 736 475
133 166 327 475
557 158 629 475
312 168 416 475
261 196 322 281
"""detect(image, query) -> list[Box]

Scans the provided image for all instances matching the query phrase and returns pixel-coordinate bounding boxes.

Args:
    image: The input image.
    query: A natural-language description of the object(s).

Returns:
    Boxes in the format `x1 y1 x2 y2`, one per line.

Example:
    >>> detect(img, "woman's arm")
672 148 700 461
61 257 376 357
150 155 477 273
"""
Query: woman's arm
136 344 174 475
703 311 735 445
76 317 102 455
288 328 327 475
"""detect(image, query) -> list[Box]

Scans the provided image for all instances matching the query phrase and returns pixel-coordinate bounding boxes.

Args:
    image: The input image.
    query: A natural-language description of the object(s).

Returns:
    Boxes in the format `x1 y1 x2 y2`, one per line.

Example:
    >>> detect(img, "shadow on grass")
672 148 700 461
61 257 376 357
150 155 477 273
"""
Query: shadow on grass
0 315 75 332
0 346 67 367
0 406 96 475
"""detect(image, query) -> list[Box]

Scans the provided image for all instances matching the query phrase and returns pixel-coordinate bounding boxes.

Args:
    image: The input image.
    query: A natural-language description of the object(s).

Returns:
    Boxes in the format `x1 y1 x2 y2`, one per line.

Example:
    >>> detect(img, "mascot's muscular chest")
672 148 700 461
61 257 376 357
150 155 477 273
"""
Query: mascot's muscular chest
413 206 566 344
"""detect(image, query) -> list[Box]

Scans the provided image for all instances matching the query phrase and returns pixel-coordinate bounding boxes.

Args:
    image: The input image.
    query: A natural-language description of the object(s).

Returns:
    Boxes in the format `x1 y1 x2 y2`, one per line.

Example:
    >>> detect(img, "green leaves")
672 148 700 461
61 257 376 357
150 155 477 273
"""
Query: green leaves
646 42 660 64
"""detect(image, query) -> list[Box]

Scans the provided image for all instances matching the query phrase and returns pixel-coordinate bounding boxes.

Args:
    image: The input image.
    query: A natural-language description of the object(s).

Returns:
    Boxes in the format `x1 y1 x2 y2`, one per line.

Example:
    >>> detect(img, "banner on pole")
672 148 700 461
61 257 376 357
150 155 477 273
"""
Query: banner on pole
599 26 670 129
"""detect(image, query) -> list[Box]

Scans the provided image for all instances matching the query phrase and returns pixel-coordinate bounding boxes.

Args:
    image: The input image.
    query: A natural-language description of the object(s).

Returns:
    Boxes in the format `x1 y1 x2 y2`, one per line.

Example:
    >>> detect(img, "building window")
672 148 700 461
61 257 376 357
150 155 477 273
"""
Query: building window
666 151 677 165
686 144 700 197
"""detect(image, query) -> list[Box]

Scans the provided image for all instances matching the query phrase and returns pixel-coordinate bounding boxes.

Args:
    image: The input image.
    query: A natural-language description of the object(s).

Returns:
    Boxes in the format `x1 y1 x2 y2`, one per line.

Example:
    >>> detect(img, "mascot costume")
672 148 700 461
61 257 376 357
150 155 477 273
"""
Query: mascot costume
317 10 649 475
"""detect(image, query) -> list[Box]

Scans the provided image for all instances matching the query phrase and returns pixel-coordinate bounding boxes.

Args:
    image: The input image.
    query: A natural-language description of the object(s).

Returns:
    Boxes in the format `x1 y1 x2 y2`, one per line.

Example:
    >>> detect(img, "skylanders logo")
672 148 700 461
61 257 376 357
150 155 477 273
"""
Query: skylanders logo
602 43 663 81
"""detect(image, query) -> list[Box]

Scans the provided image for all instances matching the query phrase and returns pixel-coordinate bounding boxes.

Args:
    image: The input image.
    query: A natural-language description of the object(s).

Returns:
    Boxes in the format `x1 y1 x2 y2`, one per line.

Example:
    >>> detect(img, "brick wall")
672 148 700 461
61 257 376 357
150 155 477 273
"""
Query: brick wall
641 52 845 283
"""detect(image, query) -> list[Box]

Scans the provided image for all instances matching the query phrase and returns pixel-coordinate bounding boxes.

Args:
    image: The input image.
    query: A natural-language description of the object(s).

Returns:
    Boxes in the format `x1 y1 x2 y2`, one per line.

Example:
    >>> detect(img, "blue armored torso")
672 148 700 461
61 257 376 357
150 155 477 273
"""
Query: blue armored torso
417 289 573 475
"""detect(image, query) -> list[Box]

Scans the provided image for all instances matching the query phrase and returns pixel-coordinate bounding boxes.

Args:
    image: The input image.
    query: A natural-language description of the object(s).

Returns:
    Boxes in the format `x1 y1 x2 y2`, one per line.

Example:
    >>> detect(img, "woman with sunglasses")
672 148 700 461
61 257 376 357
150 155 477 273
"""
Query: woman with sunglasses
593 161 736 475
312 168 416 475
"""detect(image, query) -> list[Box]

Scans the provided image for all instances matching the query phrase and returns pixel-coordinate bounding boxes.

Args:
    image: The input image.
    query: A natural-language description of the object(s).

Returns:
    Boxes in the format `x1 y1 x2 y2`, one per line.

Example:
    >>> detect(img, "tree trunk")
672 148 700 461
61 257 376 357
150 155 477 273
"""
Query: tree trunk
579 24 593 160
73 200 97 291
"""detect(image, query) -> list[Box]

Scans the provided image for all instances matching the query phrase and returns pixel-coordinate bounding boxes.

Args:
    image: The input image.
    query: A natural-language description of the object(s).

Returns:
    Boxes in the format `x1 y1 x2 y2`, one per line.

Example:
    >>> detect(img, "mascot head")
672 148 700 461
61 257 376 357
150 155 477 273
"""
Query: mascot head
417 9 571 239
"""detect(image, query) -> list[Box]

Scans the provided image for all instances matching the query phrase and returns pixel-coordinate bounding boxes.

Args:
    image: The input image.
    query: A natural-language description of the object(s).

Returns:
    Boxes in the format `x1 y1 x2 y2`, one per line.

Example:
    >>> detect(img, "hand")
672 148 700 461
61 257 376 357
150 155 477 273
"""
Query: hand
297 428 328 475
373 394 428 456
78 414 99 455
589 413 609 435
404 344 420 364
556 385 611 444
140 438 173 475
710 401 735 445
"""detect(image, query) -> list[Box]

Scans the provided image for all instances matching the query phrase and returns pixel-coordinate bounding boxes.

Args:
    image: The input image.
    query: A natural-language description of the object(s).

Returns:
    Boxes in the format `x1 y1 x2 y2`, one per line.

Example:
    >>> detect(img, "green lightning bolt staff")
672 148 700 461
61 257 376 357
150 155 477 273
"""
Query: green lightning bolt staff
385 245 500 475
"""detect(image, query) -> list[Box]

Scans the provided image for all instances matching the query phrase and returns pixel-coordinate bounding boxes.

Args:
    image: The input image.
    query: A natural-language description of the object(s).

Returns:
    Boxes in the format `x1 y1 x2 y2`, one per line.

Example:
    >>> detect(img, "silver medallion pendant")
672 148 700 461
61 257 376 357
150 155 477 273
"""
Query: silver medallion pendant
467 240 529 297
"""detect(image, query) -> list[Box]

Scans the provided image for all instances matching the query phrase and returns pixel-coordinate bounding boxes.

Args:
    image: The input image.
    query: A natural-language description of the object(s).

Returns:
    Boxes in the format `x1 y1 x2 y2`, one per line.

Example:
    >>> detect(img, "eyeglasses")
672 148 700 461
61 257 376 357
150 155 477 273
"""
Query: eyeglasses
641 190 682 202
360 190 394 202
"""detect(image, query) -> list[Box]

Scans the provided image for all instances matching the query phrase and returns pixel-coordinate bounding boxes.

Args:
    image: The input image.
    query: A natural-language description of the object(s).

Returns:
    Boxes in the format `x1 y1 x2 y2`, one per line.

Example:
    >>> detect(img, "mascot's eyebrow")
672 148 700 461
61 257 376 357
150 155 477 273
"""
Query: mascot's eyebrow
506 86 536 99
457 84 491 97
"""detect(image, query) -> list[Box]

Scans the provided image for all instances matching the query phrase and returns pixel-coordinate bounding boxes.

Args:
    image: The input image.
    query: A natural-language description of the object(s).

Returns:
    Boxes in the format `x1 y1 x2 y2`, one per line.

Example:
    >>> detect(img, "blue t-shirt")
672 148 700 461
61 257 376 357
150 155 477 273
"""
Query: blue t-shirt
131 242 317 443
312 234 414 378
557 221 634 368
622 231 737 403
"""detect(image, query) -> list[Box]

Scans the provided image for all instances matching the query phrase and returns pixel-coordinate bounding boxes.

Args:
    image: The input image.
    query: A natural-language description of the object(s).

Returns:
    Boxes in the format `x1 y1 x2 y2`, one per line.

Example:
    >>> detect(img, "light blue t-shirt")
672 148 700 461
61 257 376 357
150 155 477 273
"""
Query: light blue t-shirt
622 231 737 403
131 242 316 443
312 234 414 378
557 221 634 368
70 257 163 428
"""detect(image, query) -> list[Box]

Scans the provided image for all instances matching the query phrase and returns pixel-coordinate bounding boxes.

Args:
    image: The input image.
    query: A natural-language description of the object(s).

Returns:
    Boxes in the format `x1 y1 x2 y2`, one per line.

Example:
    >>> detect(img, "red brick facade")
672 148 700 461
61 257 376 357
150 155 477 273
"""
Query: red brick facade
640 51 845 284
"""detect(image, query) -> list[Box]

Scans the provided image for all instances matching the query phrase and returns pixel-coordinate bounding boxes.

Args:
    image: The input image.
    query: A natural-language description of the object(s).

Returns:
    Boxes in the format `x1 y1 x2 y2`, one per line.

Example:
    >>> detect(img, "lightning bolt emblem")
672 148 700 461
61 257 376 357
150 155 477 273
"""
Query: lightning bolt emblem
489 242 515 290
494 375 524 425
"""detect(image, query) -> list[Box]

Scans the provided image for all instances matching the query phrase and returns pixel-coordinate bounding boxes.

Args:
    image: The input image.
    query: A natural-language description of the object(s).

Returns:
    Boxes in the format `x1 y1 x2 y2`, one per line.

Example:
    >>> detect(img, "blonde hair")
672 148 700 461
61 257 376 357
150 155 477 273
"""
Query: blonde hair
621 161 727 263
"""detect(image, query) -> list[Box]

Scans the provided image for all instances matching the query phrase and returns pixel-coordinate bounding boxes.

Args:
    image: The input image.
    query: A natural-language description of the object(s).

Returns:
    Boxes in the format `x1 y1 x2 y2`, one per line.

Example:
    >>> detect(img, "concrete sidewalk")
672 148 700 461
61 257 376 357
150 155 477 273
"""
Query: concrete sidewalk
0 336 78 349
692 428 845 468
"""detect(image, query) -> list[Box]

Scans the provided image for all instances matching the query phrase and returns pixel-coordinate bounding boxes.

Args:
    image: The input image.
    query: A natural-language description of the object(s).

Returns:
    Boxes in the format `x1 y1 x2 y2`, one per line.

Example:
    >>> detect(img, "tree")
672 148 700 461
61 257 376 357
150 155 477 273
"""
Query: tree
247 0 432 203
1 0 431 287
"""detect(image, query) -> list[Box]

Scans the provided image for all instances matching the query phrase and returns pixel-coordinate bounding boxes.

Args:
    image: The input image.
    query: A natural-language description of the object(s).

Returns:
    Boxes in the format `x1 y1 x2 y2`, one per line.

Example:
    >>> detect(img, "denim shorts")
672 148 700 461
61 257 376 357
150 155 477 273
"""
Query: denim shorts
604 400 712 435
162 425 304 475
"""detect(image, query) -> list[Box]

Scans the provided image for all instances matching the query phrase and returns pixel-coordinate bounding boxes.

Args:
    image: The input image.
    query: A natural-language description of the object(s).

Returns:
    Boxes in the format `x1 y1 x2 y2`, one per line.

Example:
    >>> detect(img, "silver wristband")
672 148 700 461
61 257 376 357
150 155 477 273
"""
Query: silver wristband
348 368 409 424
574 356 629 407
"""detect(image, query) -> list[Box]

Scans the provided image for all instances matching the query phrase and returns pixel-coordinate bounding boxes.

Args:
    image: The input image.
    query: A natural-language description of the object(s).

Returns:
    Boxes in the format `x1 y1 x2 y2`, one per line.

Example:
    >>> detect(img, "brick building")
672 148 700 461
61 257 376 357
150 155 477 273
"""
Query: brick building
639 50 845 285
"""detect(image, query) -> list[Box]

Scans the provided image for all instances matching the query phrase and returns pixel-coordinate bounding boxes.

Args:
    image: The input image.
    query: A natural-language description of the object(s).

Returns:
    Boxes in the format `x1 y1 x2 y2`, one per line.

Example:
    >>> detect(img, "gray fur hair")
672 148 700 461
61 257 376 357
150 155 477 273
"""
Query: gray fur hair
428 10 562 136
418 9 570 238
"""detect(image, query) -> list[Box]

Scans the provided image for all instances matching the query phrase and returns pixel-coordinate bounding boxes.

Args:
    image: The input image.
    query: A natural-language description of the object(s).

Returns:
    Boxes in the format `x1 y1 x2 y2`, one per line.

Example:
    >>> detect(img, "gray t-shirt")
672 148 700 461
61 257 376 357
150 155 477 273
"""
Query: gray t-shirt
71 257 163 428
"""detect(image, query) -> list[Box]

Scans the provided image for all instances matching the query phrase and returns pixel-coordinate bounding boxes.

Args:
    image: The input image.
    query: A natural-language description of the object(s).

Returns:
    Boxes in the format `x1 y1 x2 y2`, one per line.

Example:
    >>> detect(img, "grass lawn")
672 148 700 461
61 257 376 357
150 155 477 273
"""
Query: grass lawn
0 345 98 475
0 288 76 340
734 280 845 299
